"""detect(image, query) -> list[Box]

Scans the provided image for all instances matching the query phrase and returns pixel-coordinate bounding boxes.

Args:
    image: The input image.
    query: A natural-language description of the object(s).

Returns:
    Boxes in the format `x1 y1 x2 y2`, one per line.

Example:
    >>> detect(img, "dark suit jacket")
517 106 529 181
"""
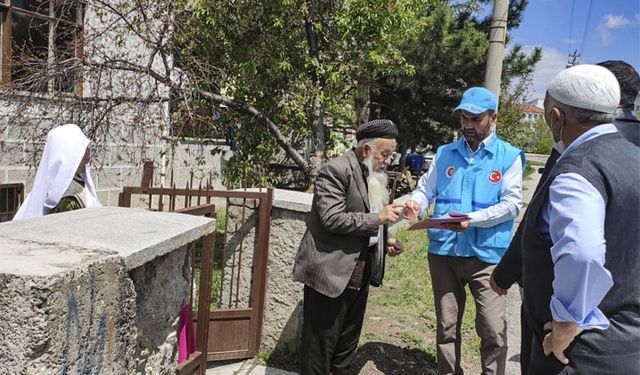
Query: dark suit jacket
493 149 560 289
495 114 638 287
293 150 385 298
614 108 640 147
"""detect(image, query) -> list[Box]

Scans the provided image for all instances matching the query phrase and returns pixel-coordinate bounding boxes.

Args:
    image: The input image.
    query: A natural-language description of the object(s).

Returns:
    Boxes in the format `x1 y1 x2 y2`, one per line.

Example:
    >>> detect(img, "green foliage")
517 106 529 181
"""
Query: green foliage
191 208 227 310
533 118 553 154
374 2 488 148
497 82 553 154
523 160 534 179
172 0 541 187
372 0 542 152
496 90 535 150
176 0 430 187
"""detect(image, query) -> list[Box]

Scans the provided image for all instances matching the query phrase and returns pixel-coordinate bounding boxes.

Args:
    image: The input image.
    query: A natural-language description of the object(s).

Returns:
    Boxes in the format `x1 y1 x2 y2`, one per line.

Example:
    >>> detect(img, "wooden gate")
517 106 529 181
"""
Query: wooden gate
174 203 216 375
119 184 274 363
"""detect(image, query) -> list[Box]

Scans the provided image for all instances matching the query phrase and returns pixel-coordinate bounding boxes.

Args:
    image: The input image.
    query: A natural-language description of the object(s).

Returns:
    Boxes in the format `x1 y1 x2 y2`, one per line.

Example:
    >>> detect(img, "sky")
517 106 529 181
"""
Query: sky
507 0 640 101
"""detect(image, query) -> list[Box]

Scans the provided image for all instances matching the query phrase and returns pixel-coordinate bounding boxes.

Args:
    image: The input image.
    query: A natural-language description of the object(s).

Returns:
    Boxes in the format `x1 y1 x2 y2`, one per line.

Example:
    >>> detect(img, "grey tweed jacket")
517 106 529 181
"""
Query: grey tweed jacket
293 149 386 298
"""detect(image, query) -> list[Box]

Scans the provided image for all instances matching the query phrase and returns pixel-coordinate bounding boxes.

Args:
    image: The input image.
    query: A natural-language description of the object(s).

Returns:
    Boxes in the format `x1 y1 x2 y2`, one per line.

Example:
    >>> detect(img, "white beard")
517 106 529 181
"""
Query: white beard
363 157 389 211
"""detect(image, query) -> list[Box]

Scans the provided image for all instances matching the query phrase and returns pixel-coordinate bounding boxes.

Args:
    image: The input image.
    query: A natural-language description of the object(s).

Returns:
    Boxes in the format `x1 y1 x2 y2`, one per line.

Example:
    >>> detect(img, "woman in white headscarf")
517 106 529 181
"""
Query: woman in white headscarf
13 124 101 220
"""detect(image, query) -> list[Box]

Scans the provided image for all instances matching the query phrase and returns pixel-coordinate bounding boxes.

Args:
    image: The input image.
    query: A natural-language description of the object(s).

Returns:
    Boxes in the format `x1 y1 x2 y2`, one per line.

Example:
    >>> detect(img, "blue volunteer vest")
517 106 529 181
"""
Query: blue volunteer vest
427 133 524 264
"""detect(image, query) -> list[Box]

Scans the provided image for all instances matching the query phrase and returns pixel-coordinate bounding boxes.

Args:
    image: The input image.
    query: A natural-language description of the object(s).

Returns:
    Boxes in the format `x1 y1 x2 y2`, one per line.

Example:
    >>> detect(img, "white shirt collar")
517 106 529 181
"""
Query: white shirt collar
558 123 617 162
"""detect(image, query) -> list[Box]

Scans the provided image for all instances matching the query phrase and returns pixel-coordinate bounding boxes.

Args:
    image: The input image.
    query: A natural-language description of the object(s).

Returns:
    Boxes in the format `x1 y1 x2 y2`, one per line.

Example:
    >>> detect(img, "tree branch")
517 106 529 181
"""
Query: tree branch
198 91 309 173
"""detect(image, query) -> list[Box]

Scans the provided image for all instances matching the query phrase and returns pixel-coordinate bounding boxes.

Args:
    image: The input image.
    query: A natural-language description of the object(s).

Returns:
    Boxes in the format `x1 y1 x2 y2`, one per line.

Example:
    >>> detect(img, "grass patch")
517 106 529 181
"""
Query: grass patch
367 225 481 370
256 345 300 372
191 208 227 310
523 160 534 179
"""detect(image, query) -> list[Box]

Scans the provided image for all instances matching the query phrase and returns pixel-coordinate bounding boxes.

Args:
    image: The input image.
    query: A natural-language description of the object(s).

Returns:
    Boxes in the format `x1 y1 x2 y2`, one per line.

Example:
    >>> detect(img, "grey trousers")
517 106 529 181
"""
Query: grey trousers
428 253 507 375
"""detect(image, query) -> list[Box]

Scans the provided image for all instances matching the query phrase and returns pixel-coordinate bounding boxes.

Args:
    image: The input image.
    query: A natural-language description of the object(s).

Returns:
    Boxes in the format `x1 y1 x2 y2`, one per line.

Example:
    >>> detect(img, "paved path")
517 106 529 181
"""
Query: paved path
207 361 296 375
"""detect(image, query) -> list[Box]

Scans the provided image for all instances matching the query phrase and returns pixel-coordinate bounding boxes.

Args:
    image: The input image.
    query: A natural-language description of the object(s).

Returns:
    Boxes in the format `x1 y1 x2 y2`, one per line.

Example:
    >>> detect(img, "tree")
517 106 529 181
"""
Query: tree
3 0 423 188
1 0 542 190
179 0 430 187
496 77 553 154
372 0 542 154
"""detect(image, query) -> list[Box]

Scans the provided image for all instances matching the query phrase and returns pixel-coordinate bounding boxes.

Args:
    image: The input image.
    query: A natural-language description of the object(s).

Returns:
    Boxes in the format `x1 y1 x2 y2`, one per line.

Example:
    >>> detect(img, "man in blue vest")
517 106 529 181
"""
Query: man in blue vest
403 87 524 375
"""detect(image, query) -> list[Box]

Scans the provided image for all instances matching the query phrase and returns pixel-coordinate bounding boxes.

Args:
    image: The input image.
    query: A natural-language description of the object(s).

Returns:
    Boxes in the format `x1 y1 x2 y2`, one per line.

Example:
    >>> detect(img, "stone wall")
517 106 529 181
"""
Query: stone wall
259 190 311 354
0 207 215 374
261 192 310 355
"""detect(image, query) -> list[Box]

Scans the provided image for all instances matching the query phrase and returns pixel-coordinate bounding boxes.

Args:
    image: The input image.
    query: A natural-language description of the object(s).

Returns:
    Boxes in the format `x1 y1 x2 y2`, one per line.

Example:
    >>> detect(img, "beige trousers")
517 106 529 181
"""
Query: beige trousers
428 253 507 375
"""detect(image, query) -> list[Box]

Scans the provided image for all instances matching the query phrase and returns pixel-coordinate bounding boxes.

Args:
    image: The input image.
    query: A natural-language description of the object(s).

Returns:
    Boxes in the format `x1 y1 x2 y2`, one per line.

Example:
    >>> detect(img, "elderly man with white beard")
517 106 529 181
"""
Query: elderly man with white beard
293 119 405 375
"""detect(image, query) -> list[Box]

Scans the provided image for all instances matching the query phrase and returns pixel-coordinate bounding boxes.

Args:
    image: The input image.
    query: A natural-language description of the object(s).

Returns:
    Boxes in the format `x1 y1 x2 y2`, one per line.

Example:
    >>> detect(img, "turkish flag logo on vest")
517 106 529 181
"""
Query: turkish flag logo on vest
446 166 455 178
488 170 502 184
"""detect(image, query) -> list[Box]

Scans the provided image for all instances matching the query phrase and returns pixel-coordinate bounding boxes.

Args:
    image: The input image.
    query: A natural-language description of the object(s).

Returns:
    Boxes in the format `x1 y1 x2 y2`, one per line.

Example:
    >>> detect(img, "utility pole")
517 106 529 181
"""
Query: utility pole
484 0 509 103
566 49 580 68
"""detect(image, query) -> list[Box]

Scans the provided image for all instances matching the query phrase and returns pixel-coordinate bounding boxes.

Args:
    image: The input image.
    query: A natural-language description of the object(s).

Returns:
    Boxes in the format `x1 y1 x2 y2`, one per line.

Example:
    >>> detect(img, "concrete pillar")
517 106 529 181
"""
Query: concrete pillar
0 207 215 374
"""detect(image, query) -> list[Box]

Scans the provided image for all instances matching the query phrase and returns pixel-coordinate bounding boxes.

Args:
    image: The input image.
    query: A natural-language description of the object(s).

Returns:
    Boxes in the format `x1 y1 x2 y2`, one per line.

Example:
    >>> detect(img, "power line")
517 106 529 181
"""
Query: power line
579 0 595 58
567 0 576 56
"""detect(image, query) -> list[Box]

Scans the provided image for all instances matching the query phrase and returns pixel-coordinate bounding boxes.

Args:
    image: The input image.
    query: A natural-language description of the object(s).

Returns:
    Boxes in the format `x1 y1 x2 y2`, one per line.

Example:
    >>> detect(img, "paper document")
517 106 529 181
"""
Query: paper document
408 211 470 230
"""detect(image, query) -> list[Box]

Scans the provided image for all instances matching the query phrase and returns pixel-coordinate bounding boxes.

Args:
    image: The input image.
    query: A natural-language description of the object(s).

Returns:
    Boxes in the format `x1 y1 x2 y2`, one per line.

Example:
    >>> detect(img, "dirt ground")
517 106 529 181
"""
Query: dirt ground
346 288 481 375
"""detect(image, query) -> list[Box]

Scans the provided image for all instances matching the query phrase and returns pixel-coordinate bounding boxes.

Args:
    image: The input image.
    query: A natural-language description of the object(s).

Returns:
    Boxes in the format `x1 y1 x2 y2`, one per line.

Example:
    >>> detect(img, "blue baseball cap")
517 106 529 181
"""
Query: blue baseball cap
454 87 497 114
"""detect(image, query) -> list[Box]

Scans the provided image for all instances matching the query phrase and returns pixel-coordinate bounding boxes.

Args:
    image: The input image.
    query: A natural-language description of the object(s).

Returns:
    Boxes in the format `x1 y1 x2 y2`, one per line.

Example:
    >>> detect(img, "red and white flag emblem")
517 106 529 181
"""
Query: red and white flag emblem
488 170 502 184
446 166 456 178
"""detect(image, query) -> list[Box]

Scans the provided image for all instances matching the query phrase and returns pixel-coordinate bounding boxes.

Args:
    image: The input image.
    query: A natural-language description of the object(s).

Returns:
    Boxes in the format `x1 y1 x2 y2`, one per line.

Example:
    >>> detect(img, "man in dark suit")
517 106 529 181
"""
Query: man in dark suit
597 60 640 146
293 119 405 375
490 148 559 375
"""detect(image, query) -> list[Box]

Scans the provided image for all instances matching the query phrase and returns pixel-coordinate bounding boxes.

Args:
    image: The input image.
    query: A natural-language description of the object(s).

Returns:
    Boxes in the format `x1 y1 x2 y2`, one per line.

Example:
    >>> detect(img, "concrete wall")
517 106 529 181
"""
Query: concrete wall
0 207 215 374
261 191 310 355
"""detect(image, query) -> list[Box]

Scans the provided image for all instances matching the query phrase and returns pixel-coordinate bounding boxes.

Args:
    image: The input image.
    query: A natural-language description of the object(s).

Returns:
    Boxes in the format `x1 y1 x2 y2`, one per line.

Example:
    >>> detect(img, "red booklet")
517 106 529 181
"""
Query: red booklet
408 211 470 230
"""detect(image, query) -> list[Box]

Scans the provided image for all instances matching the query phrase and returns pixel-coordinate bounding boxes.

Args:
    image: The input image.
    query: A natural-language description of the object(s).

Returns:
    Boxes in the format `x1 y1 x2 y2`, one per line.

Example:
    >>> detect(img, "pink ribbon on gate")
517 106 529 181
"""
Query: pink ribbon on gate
178 303 196 363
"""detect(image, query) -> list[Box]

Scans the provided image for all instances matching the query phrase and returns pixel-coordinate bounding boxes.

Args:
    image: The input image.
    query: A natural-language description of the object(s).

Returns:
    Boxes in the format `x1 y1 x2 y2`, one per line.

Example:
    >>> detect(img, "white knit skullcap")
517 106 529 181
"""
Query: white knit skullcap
547 64 620 114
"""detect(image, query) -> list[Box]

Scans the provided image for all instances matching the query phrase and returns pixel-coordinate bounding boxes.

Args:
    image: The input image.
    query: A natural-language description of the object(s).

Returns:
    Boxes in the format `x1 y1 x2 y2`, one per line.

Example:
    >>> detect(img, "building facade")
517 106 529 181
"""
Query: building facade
0 0 227 205
521 99 545 123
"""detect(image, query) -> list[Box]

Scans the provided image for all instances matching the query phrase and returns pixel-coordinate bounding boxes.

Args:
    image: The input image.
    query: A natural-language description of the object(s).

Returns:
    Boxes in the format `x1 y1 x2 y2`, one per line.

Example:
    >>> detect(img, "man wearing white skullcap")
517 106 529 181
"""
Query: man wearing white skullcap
520 64 640 374
13 124 101 220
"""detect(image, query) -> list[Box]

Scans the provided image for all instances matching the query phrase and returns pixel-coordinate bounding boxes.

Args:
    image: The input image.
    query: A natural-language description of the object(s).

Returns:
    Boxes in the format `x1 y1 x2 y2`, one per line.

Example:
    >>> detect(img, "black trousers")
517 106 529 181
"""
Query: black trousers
300 259 371 375
520 304 532 375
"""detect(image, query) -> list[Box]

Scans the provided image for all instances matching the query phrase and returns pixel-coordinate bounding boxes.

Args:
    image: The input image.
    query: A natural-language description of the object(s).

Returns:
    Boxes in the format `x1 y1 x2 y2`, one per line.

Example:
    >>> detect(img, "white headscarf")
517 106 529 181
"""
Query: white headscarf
13 124 101 220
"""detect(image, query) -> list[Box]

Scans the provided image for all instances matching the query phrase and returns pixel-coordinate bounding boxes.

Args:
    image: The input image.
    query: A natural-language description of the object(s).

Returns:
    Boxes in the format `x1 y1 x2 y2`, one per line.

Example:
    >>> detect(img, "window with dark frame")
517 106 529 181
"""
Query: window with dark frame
0 0 83 94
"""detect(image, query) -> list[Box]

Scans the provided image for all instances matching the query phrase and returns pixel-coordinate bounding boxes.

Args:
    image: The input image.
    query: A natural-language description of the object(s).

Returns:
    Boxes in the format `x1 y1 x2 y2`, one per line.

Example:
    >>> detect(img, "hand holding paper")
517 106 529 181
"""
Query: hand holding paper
402 200 421 220
379 202 405 224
